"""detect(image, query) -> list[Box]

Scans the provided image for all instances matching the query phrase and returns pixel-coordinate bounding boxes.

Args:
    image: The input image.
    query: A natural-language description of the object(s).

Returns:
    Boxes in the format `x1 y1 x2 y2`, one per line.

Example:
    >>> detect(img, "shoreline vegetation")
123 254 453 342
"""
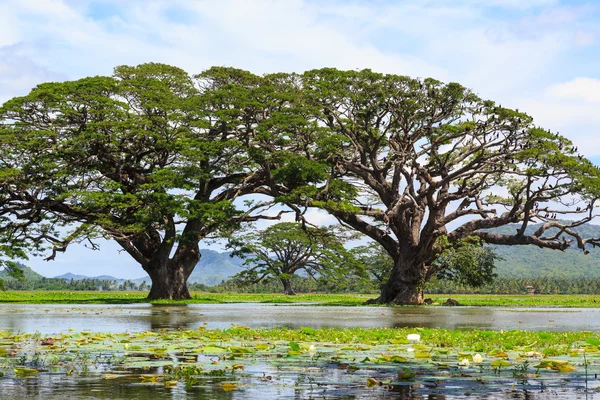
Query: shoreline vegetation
0 291 599 307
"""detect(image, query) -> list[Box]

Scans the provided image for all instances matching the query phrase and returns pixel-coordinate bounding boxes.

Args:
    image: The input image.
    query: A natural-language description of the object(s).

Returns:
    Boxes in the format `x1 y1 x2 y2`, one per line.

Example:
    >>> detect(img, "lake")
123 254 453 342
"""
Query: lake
1 303 599 399
0 303 599 333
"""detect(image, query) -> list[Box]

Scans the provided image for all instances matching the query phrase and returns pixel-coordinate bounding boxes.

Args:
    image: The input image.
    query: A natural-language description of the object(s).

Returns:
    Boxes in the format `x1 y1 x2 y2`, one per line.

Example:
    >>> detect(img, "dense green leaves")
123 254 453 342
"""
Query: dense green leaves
433 237 498 287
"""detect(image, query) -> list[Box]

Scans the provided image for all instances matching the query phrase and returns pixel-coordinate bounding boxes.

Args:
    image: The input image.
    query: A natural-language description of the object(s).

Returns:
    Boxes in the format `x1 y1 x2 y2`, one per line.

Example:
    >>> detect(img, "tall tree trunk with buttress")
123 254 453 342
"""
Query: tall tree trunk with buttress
281 277 296 295
145 255 198 300
376 258 424 305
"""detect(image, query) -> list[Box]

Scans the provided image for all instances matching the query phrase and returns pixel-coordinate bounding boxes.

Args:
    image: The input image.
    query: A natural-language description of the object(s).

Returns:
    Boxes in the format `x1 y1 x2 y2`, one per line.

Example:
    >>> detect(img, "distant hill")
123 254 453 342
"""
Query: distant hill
187 249 246 285
0 264 44 281
48 249 246 285
54 272 125 282
486 223 600 278
19 224 600 284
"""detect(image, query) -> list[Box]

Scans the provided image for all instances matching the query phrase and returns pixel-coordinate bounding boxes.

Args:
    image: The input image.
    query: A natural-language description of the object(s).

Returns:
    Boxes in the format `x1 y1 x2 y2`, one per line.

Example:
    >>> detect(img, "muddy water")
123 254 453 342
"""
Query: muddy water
0 303 598 333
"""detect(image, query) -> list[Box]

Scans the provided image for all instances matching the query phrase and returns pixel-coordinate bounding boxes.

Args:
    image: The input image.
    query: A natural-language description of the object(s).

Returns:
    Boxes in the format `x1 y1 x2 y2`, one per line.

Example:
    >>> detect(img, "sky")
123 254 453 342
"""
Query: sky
1 0 600 279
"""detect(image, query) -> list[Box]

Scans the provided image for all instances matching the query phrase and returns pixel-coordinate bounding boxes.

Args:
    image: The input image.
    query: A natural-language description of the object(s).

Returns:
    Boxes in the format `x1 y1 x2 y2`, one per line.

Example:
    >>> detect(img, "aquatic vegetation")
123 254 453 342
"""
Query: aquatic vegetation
0 327 599 397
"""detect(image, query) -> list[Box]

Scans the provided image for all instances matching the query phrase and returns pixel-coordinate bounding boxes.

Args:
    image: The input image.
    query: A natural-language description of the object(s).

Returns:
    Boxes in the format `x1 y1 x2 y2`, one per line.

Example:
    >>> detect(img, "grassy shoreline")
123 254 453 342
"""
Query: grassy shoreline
0 290 599 307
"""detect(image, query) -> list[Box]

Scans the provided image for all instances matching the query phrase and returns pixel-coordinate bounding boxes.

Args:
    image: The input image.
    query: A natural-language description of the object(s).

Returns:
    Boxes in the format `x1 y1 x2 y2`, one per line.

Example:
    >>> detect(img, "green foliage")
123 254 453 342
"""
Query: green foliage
351 243 394 285
0 261 25 291
3 64 600 303
433 237 498 287
0 64 333 297
427 276 600 295
229 222 361 293
0 326 595 397
218 273 379 295
271 153 329 189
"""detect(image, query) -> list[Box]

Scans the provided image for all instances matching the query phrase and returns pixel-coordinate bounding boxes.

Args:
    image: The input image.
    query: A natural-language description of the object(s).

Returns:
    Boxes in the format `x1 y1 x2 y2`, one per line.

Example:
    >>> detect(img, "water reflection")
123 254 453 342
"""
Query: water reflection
146 304 200 331
0 374 237 400
0 371 597 399
0 304 599 334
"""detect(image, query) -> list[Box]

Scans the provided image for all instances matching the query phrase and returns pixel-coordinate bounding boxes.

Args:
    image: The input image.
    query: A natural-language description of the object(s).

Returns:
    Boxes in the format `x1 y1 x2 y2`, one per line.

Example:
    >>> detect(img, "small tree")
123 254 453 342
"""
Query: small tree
432 237 498 288
229 222 357 295
352 243 394 287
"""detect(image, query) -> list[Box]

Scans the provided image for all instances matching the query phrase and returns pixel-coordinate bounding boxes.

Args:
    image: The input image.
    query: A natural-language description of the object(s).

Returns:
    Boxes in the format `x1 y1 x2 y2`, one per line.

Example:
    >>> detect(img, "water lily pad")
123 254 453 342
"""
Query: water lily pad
14 367 38 376
414 351 431 359
221 382 238 391
585 337 600 346
397 367 416 380
490 360 511 367
366 377 379 388
201 346 228 354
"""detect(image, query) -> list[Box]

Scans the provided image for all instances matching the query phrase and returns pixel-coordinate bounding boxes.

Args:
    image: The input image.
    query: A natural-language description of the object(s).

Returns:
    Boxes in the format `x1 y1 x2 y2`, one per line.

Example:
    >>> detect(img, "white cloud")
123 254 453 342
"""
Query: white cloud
0 45 64 103
0 0 593 103
546 77 600 103
0 4 21 46
516 77 600 156
469 0 559 9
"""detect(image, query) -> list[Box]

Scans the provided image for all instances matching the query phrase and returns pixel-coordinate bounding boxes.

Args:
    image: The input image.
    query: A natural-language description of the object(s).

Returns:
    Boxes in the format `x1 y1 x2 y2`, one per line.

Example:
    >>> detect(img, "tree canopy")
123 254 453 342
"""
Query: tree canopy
0 64 300 299
2 64 599 303
275 69 600 303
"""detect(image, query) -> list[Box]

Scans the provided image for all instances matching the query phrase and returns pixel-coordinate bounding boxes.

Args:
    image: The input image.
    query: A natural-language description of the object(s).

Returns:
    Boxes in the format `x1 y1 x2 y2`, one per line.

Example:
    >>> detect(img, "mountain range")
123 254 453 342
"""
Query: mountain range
6 223 600 283
53 249 246 285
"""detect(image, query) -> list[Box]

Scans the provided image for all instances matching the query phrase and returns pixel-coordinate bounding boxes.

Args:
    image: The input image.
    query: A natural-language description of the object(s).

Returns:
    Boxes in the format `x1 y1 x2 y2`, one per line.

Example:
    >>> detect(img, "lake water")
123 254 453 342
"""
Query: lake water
0 303 599 333
1 303 600 399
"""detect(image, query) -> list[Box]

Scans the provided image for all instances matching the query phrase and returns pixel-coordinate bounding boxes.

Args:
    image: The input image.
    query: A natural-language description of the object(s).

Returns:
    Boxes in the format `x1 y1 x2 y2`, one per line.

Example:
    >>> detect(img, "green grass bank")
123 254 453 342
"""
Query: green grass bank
0 291 599 307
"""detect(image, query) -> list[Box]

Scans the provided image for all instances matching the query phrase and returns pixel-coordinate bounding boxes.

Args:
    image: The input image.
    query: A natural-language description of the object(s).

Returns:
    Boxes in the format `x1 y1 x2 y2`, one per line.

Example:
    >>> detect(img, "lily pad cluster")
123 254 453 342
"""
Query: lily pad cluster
0 327 599 398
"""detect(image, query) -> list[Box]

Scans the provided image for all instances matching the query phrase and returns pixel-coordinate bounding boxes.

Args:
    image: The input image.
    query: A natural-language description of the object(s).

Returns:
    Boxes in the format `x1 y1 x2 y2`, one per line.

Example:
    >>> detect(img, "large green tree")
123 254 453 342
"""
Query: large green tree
0 64 295 299
277 69 600 304
229 222 358 295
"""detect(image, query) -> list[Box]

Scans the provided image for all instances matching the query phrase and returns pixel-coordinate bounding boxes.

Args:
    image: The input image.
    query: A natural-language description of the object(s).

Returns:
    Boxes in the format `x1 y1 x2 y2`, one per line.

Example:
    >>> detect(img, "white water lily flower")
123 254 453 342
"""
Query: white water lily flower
407 334 421 342
459 358 470 367
472 354 484 363
308 345 316 356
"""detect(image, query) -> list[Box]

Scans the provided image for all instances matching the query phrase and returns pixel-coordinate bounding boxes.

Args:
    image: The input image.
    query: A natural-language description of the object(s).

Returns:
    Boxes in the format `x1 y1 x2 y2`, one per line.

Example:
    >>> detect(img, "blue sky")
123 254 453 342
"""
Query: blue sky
1 0 600 278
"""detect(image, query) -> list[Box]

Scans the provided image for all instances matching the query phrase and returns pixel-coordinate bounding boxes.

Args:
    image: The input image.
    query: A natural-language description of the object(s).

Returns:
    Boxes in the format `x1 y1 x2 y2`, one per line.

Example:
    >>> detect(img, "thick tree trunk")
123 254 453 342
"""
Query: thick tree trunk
146 258 196 300
372 258 424 305
281 278 296 295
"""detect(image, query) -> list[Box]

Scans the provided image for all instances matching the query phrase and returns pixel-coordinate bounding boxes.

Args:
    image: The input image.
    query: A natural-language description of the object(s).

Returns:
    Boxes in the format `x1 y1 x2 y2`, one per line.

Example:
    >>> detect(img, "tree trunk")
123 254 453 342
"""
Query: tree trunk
146 258 196 300
281 278 296 295
372 258 424 305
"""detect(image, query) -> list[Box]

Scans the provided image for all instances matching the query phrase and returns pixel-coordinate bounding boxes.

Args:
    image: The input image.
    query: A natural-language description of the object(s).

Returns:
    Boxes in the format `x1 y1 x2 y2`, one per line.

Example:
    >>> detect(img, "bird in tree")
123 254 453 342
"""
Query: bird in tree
0 64 295 299
228 222 359 295
276 68 600 304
